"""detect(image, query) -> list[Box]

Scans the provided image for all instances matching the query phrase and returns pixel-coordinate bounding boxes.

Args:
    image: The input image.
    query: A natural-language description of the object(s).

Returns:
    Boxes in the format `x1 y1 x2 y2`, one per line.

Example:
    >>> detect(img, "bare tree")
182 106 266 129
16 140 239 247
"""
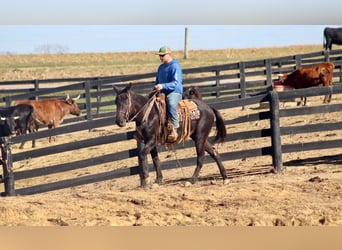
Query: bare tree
0 51 16 55
34 44 69 54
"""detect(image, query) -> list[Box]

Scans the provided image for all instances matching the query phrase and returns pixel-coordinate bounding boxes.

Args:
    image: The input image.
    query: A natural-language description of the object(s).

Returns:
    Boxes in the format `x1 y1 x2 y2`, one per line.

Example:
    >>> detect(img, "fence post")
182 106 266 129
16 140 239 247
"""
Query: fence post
268 90 283 173
84 81 93 133
4 96 12 107
215 70 220 98
96 79 102 115
239 61 246 110
34 79 39 98
28 79 40 100
0 137 16 196
84 80 93 121
265 59 272 87
184 27 189 59
324 50 330 62
295 54 302 69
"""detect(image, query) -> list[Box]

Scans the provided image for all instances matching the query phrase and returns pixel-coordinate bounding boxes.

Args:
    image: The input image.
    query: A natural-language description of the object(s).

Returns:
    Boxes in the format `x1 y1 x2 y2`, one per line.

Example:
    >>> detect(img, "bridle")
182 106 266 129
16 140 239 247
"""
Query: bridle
123 90 132 122
116 90 133 123
119 90 159 123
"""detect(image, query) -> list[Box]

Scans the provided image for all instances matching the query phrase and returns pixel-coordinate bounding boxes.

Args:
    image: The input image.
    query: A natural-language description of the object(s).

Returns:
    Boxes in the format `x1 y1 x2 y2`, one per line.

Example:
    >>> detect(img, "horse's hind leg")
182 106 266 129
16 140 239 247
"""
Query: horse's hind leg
204 140 228 183
191 138 228 184
150 146 163 184
190 139 206 184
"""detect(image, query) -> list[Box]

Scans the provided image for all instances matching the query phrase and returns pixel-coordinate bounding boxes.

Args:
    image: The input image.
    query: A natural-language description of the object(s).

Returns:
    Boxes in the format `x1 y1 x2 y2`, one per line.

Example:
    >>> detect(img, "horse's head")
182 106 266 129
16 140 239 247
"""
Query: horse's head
184 86 202 100
113 83 133 127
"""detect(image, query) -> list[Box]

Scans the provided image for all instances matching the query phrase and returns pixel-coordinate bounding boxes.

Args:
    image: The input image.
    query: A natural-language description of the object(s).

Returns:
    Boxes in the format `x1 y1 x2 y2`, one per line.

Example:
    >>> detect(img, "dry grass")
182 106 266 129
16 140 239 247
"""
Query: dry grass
0 45 322 81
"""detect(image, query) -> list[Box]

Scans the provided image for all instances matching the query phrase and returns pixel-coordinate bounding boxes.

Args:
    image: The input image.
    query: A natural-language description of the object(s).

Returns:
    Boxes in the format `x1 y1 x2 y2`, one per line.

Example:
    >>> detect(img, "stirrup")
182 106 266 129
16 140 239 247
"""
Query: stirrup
167 128 178 142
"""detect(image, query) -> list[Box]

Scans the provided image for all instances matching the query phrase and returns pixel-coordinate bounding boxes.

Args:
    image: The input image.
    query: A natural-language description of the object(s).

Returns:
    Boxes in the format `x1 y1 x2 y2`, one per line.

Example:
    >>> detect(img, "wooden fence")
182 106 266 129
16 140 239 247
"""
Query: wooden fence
0 49 341 196
1 49 342 107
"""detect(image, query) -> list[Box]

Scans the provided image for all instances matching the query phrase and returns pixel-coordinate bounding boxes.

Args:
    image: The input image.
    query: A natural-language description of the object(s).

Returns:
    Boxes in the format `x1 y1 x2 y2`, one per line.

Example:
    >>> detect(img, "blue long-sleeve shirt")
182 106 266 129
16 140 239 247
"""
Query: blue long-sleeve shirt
155 59 183 95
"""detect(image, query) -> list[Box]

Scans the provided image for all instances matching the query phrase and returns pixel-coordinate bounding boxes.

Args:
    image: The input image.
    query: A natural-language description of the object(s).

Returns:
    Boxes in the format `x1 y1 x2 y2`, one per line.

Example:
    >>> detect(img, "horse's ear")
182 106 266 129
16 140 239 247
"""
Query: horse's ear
114 83 132 94
113 85 121 94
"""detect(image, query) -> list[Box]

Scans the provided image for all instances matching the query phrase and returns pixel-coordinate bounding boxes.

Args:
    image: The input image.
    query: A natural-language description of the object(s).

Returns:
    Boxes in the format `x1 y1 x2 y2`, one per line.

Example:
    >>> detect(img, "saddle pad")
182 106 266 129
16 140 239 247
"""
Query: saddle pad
178 100 200 120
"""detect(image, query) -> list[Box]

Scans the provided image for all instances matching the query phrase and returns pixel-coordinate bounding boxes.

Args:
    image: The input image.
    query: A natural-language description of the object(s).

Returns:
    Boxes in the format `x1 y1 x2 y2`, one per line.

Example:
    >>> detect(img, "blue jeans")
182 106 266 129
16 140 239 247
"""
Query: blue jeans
166 92 182 129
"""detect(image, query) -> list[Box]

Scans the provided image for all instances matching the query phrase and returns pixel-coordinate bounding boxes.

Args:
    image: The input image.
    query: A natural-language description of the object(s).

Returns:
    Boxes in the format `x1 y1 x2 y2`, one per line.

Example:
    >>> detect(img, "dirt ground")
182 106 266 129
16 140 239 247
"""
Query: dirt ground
0 95 341 226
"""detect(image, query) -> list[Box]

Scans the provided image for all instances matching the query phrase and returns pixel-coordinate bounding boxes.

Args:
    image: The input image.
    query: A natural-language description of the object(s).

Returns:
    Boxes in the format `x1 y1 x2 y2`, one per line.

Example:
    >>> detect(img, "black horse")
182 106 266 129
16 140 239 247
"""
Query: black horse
114 83 228 188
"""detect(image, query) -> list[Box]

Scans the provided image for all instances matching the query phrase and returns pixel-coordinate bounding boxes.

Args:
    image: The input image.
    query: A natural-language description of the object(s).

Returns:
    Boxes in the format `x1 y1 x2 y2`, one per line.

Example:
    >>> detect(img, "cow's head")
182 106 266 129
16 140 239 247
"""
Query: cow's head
65 94 81 116
274 74 288 85
0 115 20 137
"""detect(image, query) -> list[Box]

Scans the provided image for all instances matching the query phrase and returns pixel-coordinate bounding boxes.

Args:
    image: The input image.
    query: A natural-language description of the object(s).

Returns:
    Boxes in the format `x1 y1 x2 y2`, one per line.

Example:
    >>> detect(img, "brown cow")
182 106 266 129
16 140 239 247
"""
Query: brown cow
276 62 335 104
14 94 81 148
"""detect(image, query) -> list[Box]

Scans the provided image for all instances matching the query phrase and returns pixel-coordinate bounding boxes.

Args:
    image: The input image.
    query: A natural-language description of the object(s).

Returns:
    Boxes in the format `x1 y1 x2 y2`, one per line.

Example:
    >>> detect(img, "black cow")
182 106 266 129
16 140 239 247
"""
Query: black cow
0 111 19 137
0 104 34 139
0 116 18 137
323 27 342 51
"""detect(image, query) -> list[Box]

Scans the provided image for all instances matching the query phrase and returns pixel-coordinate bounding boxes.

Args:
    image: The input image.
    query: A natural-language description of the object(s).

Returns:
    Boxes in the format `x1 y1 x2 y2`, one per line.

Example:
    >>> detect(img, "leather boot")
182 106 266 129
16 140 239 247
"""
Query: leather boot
167 128 178 142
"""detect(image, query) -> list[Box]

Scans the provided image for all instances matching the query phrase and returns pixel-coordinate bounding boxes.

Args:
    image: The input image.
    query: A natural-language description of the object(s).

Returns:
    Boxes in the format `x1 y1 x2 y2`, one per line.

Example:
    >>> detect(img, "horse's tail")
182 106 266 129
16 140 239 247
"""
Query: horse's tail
212 107 227 143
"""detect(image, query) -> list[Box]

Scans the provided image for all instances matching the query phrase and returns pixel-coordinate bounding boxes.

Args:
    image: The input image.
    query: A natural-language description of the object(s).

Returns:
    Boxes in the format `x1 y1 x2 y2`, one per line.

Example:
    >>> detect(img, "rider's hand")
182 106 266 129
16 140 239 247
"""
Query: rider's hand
154 84 163 91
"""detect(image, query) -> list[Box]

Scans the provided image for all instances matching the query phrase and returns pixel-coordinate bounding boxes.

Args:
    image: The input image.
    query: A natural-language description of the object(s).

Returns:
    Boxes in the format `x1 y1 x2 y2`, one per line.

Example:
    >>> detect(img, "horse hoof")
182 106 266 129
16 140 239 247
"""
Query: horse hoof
140 177 151 188
182 181 192 187
223 179 230 185
140 184 151 189
155 178 163 185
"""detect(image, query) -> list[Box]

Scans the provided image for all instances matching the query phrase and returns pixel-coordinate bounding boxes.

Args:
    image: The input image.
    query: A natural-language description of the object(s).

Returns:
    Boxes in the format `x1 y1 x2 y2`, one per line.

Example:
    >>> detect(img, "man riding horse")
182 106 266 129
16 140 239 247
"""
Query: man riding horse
153 45 183 143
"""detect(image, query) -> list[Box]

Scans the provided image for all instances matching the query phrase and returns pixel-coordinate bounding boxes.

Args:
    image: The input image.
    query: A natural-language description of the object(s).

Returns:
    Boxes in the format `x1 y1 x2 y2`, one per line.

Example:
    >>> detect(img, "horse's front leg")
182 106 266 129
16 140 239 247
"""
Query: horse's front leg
137 138 159 188
150 146 163 184
137 141 151 188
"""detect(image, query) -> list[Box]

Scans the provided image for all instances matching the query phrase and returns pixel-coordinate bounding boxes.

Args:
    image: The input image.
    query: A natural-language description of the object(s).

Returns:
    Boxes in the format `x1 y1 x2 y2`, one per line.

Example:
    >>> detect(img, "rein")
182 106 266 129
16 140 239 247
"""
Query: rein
127 90 159 123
